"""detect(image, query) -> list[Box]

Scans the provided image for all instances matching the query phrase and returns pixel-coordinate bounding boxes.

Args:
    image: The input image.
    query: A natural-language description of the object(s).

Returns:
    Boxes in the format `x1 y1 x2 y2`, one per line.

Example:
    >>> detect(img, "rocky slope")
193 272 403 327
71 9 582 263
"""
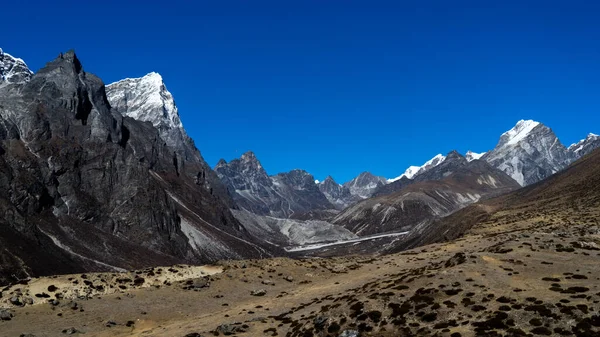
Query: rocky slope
333 155 520 236
215 151 335 218
0 50 272 285
231 209 357 247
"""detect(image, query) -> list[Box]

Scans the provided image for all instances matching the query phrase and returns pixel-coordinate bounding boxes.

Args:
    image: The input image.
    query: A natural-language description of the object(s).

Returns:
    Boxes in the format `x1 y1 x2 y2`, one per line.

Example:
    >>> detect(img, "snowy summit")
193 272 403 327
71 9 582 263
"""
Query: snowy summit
388 153 446 182
466 151 486 162
499 119 541 147
106 72 193 154
0 48 33 84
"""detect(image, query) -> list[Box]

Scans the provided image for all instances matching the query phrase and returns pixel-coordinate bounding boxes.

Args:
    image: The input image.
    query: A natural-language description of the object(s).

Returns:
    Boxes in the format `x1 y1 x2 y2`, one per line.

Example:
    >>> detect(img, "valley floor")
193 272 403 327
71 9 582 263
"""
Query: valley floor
2 218 600 337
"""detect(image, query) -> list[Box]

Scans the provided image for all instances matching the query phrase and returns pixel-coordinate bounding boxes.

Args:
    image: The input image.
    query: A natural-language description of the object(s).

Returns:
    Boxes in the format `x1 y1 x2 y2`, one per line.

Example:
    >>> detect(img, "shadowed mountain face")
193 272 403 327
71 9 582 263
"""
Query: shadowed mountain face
333 154 520 236
0 51 273 285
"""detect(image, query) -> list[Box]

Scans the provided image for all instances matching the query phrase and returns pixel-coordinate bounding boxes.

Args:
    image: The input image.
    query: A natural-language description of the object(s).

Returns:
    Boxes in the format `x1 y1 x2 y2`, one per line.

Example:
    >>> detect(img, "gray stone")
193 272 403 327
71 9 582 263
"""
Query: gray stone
0 309 13 321
251 289 267 296
62 328 78 335
216 323 246 335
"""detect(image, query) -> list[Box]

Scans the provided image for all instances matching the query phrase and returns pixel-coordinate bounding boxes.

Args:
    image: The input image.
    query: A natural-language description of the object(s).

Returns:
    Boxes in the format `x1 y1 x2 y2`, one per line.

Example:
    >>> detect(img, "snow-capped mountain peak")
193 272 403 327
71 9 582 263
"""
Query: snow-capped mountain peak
568 133 600 159
343 172 387 199
241 150 259 162
318 175 360 209
107 72 183 129
569 133 599 149
466 151 486 162
483 120 570 186
387 165 420 182
319 176 340 186
388 153 446 183
499 119 541 147
421 153 446 169
0 48 33 84
106 72 193 155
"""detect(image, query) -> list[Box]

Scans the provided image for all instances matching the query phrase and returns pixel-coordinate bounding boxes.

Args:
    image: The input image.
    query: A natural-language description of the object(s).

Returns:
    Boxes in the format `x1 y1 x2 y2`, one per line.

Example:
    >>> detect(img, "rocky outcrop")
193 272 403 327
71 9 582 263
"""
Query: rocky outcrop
0 50 271 285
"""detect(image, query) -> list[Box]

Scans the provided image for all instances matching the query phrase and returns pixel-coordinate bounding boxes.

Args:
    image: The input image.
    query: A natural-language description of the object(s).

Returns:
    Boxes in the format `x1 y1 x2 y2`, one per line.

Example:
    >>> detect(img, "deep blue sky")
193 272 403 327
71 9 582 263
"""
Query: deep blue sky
3 1 600 183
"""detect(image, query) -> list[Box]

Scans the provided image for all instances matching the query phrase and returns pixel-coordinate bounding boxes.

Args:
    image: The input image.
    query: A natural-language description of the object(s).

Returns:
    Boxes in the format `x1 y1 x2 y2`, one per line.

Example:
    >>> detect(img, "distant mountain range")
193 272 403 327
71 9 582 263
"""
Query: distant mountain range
0 47 599 284
216 118 599 222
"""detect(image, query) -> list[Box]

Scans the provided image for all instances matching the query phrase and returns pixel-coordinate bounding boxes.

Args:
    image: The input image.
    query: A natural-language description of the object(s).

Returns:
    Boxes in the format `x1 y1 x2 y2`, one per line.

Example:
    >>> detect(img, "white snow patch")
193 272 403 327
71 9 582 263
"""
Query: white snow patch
388 154 446 182
568 133 600 154
477 175 499 187
501 120 540 146
285 231 409 252
388 165 420 182
466 151 486 162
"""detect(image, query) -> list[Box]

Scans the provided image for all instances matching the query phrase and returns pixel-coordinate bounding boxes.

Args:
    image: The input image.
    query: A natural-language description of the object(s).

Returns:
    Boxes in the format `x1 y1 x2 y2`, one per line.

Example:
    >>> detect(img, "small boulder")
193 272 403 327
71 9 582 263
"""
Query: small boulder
261 280 275 286
251 289 267 296
0 309 13 321
284 276 294 282
216 323 247 335
313 316 328 329
62 328 78 335
193 278 209 289
10 296 23 306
